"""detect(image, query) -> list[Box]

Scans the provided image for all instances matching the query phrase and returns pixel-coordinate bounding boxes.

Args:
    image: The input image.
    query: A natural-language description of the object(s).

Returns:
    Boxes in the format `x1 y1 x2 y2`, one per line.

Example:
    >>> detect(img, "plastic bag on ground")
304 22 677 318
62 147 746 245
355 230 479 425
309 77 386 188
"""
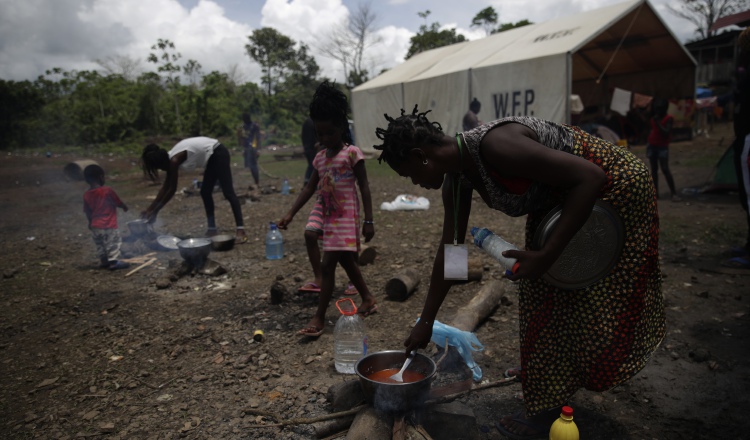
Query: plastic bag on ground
380 194 430 211
419 318 484 381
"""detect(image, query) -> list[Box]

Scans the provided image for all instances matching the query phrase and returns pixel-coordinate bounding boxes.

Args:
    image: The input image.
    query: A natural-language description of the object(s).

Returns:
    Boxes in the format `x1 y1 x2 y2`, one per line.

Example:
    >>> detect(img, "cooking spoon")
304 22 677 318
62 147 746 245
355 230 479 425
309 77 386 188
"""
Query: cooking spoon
389 351 415 382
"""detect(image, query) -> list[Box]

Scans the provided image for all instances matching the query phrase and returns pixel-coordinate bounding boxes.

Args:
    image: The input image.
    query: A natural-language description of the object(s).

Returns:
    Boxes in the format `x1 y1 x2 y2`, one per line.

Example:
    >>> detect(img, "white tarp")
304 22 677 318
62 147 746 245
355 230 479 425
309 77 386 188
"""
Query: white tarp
352 0 695 155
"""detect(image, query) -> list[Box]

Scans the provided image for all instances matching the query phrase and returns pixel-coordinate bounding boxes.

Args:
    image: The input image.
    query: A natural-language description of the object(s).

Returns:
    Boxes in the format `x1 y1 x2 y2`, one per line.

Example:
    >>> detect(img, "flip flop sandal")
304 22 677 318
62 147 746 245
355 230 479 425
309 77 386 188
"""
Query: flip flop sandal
504 367 522 378
235 236 249 245
297 326 324 337
494 411 549 440
721 257 750 269
344 283 358 296
358 304 379 317
298 282 321 293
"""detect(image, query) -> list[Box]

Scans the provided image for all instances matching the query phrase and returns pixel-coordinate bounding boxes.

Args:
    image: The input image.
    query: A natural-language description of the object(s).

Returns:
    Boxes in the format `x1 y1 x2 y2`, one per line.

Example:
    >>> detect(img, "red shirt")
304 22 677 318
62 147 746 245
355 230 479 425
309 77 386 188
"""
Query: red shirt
83 186 125 229
647 115 673 147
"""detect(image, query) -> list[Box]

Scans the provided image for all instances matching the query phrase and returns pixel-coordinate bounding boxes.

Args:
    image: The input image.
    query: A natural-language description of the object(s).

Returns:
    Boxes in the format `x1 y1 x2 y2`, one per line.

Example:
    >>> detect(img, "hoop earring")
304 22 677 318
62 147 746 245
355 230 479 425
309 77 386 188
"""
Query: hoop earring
423 159 428 165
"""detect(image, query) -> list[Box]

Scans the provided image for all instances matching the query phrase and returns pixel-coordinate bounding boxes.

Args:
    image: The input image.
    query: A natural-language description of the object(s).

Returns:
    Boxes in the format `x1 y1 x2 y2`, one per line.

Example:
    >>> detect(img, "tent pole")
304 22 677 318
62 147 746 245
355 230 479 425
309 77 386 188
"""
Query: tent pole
566 53 572 125
468 68 473 107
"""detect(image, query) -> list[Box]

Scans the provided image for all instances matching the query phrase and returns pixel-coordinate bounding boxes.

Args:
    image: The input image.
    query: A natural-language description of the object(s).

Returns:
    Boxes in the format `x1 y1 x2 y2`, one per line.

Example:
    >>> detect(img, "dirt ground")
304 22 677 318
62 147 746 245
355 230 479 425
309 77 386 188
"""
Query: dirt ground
1 122 749 440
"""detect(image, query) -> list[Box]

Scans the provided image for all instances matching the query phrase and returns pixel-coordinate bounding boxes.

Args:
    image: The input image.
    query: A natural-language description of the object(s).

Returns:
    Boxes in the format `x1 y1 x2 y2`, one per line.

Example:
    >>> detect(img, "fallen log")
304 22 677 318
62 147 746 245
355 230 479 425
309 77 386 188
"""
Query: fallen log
449 279 510 331
467 257 483 282
385 268 420 301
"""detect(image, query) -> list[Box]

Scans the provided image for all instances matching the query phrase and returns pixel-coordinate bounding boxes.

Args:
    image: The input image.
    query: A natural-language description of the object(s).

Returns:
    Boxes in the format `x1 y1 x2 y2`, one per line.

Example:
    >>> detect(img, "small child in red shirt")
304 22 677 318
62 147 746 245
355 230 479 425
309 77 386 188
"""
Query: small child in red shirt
83 165 130 270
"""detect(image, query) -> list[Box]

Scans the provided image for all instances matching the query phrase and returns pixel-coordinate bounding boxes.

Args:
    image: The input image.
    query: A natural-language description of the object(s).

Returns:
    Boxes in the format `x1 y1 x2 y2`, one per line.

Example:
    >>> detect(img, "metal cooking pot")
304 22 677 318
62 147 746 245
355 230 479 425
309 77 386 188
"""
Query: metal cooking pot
210 234 235 252
127 219 151 237
177 238 212 266
355 351 436 413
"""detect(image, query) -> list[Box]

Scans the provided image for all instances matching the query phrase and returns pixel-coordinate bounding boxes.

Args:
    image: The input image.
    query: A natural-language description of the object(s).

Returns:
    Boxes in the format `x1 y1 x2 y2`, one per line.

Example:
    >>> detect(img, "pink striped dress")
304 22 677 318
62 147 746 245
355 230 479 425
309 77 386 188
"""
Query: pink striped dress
313 144 365 252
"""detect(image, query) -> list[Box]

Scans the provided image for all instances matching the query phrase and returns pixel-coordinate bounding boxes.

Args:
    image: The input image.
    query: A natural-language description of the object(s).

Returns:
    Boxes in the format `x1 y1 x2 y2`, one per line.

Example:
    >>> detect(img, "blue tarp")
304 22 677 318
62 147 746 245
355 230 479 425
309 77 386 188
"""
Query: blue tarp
696 87 713 98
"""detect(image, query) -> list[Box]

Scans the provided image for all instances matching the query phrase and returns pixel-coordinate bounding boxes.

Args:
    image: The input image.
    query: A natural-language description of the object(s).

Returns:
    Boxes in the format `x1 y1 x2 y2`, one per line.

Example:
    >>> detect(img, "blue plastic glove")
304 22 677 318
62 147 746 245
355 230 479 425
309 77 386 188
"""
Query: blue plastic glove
419 318 484 381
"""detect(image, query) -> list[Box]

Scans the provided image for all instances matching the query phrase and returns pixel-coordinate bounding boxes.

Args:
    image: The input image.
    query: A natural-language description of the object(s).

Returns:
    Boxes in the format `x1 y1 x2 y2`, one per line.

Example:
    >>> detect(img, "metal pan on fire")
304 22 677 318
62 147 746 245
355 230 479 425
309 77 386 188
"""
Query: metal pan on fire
532 200 625 290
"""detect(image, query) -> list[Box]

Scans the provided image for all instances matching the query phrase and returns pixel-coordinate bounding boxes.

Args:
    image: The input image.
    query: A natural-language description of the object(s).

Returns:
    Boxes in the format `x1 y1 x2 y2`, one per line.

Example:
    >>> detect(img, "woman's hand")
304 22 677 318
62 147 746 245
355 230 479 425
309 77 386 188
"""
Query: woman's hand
404 319 433 355
502 249 557 281
141 209 157 224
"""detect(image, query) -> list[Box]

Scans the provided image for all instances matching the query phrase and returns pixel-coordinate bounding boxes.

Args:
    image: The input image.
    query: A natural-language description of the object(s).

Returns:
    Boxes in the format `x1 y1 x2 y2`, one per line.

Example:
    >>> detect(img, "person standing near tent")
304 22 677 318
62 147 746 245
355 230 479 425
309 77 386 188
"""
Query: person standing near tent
374 106 664 438
646 98 681 202
302 117 318 186
238 113 262 188
725 28 750 268
463 98 482 131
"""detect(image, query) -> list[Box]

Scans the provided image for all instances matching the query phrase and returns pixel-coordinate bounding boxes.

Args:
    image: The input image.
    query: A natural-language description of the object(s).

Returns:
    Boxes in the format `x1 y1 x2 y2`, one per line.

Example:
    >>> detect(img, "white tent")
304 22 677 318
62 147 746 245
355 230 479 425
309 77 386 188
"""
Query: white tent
352 0 696 154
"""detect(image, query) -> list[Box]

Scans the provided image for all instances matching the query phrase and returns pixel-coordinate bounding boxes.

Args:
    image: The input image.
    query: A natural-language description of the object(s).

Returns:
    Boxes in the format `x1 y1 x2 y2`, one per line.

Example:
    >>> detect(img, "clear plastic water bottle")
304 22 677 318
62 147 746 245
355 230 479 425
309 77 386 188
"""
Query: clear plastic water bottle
265 222 283 260
549 406 579 440
334 298 368 374
281 178 290 195
471 227 520 276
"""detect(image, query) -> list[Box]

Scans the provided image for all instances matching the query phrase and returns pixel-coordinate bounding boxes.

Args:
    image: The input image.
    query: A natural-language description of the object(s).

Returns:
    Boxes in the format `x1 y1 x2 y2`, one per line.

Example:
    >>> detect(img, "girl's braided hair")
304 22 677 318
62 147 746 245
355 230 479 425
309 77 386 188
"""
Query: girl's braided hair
309 80 353 145
374 104 444 167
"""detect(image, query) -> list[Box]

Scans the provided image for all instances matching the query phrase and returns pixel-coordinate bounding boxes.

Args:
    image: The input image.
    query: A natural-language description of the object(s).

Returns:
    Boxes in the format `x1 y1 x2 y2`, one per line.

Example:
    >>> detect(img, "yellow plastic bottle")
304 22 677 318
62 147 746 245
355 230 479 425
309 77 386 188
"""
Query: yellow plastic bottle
549 406 579 440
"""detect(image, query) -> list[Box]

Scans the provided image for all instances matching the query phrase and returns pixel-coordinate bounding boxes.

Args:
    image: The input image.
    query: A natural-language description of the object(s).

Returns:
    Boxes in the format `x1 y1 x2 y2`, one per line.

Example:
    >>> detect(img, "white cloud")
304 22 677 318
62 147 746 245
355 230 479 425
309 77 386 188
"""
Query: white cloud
0 0 262 82
0 0 700 84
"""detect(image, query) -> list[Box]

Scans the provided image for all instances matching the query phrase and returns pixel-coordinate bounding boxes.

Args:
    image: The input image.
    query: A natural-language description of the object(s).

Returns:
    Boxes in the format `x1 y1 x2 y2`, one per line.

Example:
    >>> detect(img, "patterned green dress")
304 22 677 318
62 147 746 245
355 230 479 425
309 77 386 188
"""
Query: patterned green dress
461 117 665 416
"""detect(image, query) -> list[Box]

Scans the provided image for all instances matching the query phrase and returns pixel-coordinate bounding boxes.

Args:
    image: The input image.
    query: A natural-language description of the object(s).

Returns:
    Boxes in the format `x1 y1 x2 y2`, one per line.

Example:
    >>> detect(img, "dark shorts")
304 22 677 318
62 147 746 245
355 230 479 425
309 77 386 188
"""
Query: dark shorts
646 144 669 160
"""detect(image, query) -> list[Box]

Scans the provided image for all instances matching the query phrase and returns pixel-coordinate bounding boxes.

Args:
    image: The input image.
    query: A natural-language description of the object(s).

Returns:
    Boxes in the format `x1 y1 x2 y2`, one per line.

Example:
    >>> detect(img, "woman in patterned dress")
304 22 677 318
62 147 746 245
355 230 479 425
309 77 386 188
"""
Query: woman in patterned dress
373 106 665 438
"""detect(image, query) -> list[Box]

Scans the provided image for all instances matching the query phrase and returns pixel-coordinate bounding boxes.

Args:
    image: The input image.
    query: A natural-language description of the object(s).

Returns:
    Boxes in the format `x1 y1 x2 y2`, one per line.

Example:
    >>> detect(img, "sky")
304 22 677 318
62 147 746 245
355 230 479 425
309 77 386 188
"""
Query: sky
0 0 702 84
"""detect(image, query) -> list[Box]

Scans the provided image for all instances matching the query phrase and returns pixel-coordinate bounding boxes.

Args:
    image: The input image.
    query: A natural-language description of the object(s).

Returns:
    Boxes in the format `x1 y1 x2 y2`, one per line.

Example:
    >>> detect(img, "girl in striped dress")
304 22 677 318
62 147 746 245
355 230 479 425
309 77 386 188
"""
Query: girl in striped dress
279 81 378 337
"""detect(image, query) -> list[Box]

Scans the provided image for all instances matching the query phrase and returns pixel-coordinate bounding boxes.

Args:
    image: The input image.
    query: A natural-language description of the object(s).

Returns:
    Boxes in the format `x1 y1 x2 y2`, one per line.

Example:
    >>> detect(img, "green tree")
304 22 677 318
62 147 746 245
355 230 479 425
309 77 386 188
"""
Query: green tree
494 19 533 34
245 27 296 97
0 79 44 148
406 11 467 60
471 7 499 36
148 39 183 134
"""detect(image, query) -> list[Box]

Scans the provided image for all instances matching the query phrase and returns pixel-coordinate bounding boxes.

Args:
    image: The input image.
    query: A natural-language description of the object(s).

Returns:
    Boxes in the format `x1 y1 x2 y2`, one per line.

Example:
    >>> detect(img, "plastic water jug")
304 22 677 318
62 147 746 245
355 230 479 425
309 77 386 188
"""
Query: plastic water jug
549 406 579 440
471 227 520 276
281 178 290 195
333 298 367 374
265 223 283 260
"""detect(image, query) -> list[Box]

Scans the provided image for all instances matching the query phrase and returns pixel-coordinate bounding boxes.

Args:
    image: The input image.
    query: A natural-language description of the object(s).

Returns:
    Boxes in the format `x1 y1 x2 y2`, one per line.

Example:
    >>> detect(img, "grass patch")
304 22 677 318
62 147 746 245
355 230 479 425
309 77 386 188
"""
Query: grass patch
258 155 399 181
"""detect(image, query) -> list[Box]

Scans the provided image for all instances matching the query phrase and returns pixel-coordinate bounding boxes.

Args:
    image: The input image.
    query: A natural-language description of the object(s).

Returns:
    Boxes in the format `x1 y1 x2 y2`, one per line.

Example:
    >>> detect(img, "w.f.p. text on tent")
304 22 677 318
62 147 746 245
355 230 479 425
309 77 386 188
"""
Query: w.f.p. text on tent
352 0 696 154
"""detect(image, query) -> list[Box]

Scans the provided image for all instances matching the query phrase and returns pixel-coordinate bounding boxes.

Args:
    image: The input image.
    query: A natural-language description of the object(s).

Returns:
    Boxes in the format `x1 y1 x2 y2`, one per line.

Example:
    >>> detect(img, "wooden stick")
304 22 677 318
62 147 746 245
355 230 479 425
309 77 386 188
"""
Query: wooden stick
246 404 366 429
425 377 517 405
124 258 157 278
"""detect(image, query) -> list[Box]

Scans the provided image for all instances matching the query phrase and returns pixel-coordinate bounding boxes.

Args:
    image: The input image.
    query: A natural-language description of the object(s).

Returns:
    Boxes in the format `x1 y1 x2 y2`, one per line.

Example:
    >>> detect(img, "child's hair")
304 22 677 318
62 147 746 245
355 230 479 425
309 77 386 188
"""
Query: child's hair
309 81 353 145
141 144 168 181
374 104 444 167
83 164 105 186
242 112 252 124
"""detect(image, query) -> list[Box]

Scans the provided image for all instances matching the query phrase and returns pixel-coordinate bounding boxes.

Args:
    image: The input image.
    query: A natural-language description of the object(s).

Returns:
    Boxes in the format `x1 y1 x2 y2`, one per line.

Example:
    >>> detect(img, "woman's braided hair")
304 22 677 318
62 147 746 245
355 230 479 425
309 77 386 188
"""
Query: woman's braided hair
309 80 353 145
374 104 444 167
141 144 168 181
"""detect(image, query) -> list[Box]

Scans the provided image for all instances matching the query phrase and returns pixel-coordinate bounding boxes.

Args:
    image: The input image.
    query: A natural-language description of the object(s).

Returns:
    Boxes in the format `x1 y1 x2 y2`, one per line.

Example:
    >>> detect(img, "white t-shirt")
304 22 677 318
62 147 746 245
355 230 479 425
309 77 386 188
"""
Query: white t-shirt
168 137 218 171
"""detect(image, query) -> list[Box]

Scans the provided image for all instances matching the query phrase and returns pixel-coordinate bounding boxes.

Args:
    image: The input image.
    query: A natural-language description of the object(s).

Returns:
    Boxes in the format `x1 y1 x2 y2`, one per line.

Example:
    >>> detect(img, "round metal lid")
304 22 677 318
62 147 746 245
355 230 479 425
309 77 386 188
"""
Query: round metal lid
532 200 625 290
156 235 180 250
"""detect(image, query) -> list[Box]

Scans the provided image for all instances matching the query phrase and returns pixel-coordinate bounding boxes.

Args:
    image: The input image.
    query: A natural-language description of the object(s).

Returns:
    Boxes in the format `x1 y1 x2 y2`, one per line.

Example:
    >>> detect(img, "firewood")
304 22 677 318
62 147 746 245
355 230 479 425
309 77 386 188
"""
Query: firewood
449 279 510 331
385 268 420 301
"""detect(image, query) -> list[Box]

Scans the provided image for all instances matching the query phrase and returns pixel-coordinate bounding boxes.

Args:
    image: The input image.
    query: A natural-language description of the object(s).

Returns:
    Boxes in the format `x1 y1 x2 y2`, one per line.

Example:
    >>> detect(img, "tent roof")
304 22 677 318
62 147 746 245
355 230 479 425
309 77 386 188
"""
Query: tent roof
710 10 750 32
354 0 694 92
